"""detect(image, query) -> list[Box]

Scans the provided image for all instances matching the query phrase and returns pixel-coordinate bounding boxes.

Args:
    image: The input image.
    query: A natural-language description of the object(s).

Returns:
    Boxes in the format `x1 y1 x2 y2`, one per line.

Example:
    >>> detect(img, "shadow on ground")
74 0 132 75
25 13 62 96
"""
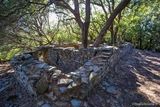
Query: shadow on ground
87 49 160 107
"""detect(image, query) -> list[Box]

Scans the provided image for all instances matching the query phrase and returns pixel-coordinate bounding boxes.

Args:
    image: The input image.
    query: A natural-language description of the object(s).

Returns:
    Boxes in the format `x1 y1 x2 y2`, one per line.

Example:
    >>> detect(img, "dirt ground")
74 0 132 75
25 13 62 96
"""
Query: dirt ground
86 49 160 107
0 49 160 107
131 50 160 105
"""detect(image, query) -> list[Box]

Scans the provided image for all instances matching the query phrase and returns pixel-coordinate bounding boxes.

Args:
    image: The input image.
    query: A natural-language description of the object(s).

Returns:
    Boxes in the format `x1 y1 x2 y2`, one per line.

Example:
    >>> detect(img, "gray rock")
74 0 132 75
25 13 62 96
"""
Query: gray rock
48 66 57 71
58 78 73 85
51 70 62 78
55 101 70 107
71 99 82 107
92 65 100 72
81 76 89 84
41 103 51 107
67 82 78 89
59 87 67 93
45 92 57 101
84 65 93 72
23 54 33 59
37 101 44 106
106 86 119 94
89 72 97 82
102 81 110 87
36 76 48 94
54 70 62 74
85 61 93 66
36 63 48 69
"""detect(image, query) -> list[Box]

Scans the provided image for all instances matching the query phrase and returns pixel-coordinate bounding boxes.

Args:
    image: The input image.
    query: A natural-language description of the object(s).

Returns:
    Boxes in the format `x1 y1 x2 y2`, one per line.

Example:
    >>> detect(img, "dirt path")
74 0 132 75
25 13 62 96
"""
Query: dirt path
132 50 160 105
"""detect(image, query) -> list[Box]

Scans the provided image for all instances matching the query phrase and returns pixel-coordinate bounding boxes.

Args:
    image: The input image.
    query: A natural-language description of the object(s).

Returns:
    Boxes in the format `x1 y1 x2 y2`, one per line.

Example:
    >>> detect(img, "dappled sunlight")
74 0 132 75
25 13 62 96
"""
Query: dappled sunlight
137 81 160 105
131 50 160 105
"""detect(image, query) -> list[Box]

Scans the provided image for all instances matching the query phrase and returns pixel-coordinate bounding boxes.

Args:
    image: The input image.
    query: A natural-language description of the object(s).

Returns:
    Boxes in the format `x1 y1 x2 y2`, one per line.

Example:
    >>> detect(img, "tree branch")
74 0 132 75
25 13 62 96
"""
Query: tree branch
93 0 131 46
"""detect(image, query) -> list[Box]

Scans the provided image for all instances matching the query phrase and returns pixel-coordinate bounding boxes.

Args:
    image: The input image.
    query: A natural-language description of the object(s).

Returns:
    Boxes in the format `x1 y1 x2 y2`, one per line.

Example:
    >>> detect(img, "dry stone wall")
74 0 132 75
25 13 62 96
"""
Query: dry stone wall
10 43 133 106
34 46 115 73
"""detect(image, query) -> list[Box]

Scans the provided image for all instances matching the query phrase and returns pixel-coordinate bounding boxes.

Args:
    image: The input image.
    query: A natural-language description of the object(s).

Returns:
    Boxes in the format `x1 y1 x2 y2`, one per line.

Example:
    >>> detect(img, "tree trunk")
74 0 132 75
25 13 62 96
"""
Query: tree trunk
93 0 131 47
81 0 90 48
139 34 142 49
110 23 114 45
113 26 119 45
52 0 91 48
81 24 88 48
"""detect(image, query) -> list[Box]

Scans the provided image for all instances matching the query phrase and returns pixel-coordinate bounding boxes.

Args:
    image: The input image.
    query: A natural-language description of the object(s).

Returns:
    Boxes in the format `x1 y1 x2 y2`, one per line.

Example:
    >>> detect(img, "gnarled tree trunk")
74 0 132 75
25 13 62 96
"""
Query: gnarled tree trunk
93 0 131 47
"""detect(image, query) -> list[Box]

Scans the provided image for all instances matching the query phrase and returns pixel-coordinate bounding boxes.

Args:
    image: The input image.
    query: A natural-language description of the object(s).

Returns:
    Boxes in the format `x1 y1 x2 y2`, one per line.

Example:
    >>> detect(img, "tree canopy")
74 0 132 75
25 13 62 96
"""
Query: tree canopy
0 0 160 61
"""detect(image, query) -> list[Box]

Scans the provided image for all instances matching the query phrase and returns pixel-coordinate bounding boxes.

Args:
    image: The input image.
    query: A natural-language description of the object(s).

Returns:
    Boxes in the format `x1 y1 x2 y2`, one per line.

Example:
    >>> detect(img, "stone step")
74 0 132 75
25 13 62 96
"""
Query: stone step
99 59 107 62
94 62 105 66
101 52 112 56
95 55 110 59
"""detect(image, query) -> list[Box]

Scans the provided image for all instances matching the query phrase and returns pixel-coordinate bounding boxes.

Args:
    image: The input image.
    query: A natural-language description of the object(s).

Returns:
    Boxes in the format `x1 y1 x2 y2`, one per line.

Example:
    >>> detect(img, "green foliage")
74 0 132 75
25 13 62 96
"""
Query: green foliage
0 0 160 61
0 47 21 61
119 0 160 50
53 25 80 44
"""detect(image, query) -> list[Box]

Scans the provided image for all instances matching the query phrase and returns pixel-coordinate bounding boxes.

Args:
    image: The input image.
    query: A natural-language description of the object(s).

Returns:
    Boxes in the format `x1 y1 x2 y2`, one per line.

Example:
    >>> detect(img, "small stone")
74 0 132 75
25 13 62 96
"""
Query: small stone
37 101 44 106
81 76 89 84
29 74 40 79
23 54 33 60
36 76 48 94
55 101 70 107
89 72 97 82
84 66 93 72
85 61 93 66
54 70 62 74
102 81 110 87
45 92 56 101
79 67 86 71
92 65 100 72
52 70 62 78
36 63 47 69
70 72 77 75
106 86 119 94
52 86 60 96
64 74 71 78
71 99 82 107
59 87 67 93
68 82 78 89
58 78 73 85
83 102 89 107
79 71 89 84
48 66 57 71
41 103 51 107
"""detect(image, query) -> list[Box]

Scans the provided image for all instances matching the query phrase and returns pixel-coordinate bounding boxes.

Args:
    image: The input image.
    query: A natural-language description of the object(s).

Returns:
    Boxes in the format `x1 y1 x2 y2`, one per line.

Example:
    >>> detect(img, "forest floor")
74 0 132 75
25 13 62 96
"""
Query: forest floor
0 49 160 107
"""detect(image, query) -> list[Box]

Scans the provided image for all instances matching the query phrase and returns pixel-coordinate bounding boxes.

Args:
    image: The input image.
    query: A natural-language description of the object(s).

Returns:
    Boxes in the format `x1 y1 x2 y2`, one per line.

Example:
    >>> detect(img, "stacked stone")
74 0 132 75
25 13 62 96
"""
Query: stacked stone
0 72 14 93
10 54 57 96
10 43 133 106
45 48 97 73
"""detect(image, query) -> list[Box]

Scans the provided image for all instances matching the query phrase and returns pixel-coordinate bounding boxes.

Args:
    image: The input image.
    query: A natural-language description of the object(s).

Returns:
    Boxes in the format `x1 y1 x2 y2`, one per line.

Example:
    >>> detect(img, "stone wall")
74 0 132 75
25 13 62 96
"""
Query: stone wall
10 43 133 106
32 46 114 73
